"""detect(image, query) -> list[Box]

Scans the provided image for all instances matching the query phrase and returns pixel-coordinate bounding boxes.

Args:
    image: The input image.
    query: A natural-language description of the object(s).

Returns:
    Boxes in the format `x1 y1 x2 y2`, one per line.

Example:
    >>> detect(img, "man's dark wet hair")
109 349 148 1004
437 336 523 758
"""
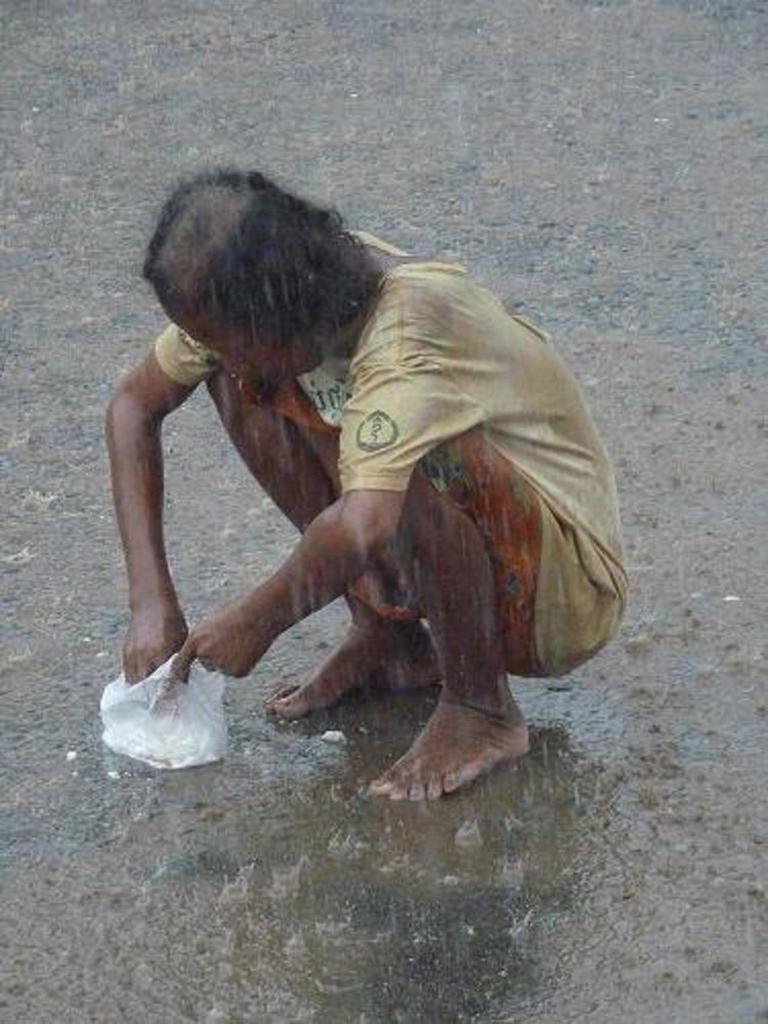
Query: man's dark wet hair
143 169 381 343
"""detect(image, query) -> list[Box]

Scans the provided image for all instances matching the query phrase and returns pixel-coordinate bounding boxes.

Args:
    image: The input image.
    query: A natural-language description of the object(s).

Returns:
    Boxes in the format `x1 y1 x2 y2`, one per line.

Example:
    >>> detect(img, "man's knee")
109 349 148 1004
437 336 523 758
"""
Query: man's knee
399 470 469 562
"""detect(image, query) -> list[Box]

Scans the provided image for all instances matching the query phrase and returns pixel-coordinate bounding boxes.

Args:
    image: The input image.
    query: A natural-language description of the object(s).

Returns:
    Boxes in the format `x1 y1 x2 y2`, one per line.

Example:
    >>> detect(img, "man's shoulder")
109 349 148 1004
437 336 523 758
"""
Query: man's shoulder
361 262 470 343
154 322 220 387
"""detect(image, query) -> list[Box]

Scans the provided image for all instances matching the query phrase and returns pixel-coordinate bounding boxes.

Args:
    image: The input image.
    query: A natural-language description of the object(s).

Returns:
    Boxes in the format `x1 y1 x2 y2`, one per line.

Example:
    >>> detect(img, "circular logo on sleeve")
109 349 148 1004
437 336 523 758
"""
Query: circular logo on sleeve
356 410 399 451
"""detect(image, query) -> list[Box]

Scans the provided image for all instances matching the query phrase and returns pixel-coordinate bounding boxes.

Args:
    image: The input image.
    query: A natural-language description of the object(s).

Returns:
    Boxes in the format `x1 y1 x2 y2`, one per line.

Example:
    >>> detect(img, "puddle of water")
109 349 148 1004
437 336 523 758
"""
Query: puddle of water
1 679 619 1023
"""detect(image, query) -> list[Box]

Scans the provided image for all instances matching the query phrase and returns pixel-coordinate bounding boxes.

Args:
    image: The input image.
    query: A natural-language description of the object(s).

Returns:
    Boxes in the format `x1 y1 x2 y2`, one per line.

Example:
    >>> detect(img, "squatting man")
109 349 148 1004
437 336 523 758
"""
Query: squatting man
106 169 627 800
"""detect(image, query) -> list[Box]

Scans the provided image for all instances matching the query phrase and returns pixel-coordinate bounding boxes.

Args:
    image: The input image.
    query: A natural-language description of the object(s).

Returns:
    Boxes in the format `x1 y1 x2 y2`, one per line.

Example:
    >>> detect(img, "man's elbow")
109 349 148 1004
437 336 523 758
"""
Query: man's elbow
106 355 192 438
105 377 159 442
105 385 127 440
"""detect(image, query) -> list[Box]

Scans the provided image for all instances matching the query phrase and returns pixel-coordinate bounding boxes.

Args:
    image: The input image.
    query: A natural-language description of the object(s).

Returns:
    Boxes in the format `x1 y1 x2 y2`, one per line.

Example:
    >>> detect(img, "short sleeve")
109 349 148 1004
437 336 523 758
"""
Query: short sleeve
153 323 220 387
339 337 483 494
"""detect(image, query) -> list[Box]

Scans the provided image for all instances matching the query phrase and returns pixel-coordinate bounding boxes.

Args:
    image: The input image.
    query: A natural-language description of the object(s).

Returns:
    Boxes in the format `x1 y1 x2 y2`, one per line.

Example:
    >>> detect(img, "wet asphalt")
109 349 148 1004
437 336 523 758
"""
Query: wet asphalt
2 1 767 1021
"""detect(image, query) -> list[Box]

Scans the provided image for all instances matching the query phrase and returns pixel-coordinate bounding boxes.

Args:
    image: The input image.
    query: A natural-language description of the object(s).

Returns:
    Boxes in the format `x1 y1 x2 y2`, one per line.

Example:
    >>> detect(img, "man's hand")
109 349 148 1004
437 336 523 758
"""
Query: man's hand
123 600 188 683
170 596 275 682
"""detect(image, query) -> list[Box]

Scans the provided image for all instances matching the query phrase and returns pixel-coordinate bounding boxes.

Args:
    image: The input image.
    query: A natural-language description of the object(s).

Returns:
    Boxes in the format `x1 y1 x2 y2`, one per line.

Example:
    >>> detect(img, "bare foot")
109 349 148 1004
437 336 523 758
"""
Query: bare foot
368 698 529 800
264 620 441 719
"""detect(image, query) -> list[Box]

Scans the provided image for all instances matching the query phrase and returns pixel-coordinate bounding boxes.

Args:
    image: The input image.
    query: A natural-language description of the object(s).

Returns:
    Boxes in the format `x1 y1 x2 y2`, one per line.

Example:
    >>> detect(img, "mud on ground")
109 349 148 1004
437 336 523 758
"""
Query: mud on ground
2 1 766 1021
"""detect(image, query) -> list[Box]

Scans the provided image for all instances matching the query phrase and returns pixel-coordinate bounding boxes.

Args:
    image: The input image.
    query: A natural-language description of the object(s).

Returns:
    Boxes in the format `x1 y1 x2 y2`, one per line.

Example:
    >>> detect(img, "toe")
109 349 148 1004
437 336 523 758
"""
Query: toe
387 761 422 801
408 780 427 801
387 781 410 801
269 693 309 720
369 767 412 801
264 682 299 708
368 773 395 796
426 775 443 800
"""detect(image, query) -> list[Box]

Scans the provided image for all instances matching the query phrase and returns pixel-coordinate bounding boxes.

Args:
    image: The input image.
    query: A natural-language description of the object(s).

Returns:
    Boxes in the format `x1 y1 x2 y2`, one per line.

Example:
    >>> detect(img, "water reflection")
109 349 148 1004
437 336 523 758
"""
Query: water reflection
121 693 606 1022
2 681 613 1022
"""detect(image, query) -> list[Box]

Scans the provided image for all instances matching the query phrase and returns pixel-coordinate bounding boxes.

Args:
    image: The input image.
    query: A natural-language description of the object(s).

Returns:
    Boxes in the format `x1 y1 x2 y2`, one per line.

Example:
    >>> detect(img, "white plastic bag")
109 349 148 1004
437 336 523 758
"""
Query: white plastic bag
100 656 227 769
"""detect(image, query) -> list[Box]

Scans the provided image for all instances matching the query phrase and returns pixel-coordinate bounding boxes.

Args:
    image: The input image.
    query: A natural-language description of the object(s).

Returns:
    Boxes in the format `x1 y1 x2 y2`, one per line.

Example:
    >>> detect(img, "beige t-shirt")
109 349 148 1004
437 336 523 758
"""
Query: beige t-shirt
152 244 627 675
338 262 627 674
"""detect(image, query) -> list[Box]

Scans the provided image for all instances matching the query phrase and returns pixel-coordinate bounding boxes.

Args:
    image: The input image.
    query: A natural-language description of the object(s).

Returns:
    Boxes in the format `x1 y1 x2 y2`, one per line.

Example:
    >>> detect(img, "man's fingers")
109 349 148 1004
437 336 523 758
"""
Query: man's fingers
170 638 196 683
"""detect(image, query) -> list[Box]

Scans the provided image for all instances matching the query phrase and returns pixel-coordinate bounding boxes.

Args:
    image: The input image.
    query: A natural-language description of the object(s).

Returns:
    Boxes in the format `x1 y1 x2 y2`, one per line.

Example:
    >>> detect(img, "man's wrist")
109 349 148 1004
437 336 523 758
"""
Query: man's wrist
239 585 293 639
129 583 181 616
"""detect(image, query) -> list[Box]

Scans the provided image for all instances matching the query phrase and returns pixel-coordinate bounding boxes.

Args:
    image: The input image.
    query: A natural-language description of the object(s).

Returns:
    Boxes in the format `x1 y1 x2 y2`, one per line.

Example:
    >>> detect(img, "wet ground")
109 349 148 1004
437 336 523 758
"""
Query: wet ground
2 0 767 1021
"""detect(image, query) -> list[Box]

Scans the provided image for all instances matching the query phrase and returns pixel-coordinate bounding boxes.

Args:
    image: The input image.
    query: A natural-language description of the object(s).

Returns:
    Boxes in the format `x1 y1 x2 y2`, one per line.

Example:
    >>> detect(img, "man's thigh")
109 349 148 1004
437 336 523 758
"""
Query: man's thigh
420 431 544 676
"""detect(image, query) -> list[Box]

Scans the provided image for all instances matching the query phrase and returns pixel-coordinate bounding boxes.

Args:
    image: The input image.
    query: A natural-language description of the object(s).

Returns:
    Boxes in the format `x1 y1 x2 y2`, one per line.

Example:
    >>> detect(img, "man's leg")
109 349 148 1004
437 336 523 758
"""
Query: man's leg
206 372 441 709
369 469 530 800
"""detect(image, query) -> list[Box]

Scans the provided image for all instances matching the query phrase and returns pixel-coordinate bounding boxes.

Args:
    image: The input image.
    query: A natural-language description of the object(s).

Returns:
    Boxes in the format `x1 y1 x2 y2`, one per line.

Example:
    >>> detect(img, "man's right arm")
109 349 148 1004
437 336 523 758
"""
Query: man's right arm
105 351 197 682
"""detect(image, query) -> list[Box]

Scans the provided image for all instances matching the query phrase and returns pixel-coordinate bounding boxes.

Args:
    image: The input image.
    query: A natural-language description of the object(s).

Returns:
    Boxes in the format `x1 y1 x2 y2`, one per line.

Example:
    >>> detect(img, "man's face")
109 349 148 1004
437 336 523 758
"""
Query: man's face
176 310 323 387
